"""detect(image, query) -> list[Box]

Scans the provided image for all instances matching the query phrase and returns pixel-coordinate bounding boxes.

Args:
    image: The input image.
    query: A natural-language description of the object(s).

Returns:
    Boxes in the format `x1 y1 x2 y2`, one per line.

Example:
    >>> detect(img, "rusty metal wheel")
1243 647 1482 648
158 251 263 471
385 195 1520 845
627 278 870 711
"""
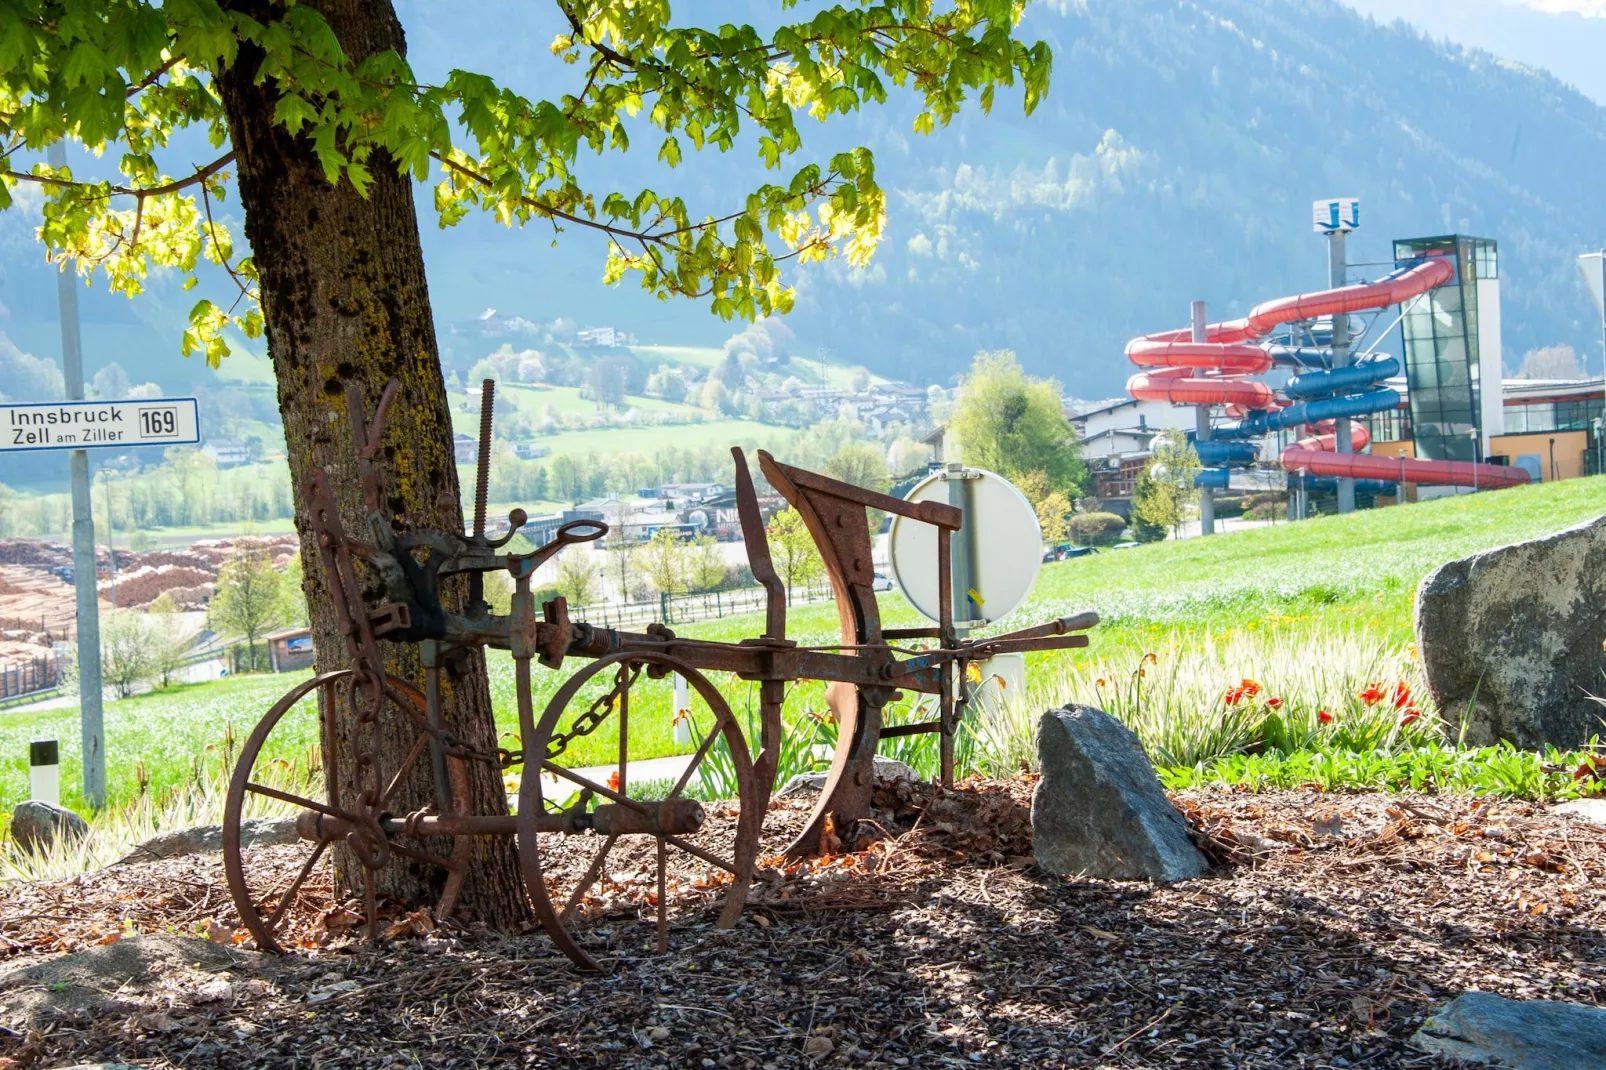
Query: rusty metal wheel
222 669 464 952
515 652 760 970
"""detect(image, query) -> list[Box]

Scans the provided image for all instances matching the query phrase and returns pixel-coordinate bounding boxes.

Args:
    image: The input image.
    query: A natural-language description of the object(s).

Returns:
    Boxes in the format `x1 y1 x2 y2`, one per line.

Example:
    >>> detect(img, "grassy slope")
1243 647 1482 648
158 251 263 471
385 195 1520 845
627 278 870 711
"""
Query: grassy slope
7 476 1600 814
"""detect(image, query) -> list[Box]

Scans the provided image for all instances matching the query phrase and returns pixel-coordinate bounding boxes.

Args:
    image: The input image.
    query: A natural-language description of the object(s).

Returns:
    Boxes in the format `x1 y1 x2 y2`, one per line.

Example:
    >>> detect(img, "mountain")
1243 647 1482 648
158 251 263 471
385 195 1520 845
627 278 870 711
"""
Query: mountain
3 0 1606 407
1347 0 1606 105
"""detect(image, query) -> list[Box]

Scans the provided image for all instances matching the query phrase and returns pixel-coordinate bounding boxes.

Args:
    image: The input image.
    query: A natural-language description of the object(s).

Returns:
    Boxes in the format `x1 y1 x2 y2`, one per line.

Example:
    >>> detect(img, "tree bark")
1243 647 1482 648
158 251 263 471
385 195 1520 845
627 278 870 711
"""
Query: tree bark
215 0 527 927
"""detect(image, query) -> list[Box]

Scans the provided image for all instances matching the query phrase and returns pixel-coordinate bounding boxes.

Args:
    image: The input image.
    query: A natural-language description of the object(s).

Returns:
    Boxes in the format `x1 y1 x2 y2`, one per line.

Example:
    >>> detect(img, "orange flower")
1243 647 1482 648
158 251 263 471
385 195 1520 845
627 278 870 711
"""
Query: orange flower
1400 708 1421 727
1265 697 1283 710
1392 682 1413 709
1359 684 1385 707
1317 710 1335 724
1240 678 1262 698
607 770 621 792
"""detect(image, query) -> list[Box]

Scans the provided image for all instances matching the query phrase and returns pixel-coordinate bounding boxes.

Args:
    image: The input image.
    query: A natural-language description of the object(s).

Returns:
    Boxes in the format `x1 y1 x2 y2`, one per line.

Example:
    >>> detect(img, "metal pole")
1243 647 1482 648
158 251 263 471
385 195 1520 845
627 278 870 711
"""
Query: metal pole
49 140 105 808
102 467 116 608
1329 231 1355 514
1192 301 1215 536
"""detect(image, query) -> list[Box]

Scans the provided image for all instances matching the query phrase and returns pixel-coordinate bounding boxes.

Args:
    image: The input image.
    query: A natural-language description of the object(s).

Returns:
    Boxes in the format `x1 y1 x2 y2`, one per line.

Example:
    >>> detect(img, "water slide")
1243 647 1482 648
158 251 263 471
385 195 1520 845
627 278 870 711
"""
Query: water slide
1124 258 1532 490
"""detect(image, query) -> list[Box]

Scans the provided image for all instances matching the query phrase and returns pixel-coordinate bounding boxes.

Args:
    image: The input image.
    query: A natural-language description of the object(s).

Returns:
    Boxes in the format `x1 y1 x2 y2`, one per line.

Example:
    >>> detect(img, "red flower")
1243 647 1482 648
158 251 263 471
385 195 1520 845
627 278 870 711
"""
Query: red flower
1317 710 1335 724
1359 684 1385 707
607 770 621 792
1393 682 1413 709
1400 708 1421 727
1223 686 1244 707
1265 697 1283 709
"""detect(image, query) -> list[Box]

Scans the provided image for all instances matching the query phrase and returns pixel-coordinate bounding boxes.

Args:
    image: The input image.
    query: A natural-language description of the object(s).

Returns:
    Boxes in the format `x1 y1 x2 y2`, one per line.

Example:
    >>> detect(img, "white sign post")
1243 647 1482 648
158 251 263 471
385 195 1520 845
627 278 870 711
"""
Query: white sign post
1 398 199 453
2 393 199 810
1578 251 1606 476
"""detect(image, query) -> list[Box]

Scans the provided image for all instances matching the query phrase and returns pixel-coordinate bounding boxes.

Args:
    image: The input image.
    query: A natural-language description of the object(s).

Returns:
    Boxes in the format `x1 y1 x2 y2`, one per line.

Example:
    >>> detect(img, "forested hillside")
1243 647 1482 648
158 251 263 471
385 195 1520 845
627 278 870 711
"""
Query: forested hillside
2 0 1604 406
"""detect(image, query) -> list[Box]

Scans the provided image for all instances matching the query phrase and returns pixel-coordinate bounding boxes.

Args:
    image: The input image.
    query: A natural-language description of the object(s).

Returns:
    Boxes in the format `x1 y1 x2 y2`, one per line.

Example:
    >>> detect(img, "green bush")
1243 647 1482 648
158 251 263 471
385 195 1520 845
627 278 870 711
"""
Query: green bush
1066 511 1127 546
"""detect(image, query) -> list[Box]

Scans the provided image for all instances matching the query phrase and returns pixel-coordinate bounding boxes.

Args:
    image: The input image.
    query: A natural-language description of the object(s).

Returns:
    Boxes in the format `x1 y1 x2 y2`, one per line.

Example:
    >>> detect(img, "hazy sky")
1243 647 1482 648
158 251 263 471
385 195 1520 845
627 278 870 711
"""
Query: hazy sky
1363 0 1605 14
1345 0 1606 102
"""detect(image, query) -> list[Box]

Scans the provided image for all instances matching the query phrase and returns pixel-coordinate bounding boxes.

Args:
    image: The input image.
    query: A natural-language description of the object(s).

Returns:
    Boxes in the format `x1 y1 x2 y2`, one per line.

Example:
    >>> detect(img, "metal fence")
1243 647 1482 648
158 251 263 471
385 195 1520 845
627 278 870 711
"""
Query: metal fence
572 581 835 630
0 653 61 701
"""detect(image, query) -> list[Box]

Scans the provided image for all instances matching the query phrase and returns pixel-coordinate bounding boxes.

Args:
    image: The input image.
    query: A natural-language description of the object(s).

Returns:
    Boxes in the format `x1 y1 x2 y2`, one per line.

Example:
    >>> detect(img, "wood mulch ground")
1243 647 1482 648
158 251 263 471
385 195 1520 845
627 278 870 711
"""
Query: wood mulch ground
2 778 1604 1068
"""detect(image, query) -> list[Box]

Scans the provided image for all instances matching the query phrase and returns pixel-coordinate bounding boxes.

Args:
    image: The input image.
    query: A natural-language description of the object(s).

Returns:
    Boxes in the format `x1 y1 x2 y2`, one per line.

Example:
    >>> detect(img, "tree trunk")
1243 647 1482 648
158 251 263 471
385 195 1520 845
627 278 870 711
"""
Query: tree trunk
215 0 527 927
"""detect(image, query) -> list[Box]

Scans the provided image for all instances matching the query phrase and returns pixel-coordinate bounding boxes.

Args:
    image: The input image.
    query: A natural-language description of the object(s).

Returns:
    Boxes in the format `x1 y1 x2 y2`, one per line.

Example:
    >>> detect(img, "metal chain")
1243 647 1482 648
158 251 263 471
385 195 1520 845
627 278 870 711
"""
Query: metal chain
540 662 641 764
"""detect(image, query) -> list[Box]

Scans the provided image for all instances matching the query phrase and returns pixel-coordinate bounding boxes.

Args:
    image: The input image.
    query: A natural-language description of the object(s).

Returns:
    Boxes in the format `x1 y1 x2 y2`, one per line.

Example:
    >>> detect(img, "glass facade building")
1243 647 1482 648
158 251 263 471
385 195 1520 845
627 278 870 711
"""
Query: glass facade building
1392 236 1498 463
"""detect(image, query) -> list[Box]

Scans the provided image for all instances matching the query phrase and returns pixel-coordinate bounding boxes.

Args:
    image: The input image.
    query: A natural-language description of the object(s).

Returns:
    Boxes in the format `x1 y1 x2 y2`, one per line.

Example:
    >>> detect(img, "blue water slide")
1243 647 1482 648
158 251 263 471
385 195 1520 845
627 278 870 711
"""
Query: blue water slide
1284 357 1400 400
1293 476 1399 496
1226 388 1401 436
1192 439 1259 467
1195 467 1231 489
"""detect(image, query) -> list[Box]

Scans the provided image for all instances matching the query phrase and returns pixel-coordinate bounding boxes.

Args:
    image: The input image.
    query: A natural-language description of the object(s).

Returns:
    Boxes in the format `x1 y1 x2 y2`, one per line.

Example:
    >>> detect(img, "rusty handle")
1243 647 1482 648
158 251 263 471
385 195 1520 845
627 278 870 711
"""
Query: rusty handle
474 379 495 539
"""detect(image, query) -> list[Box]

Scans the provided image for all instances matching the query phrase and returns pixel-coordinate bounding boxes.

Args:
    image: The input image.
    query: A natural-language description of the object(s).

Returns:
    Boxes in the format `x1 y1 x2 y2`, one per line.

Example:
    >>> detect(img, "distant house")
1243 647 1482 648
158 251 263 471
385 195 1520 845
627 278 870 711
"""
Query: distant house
659 482 724 503
453 433 479 464
1070 397 1192 440
266 627 315 673
576 326 626 347
511 441 550 460
202 438 249 468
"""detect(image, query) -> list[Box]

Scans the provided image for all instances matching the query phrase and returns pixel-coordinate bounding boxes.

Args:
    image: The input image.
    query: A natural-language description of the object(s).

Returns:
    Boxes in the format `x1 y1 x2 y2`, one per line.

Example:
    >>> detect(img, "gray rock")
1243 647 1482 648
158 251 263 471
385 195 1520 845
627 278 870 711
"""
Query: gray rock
8 799 89 853
776 756 918 798
0 933 251 1028
1031 706 1208 883
118 815 299 864
1554 799 1606 826
1416 514 1606 749
1413 991 1606 1068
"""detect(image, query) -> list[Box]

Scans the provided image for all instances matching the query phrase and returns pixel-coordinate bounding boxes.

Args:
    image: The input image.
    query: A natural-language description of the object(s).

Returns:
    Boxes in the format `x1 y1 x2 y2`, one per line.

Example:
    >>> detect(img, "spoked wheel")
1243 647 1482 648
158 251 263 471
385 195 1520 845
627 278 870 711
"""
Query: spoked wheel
516 652 759 970
222 669 467 952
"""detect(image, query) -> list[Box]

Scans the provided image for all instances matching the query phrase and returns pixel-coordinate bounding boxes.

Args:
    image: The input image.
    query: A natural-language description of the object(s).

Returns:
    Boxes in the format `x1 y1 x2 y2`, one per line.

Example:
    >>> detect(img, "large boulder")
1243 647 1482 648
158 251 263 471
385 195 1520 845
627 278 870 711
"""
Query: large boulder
1416 514 1606 749
1413 991 1606 1068
1031 706 1208 883
8 799 89 853
117 816 299 864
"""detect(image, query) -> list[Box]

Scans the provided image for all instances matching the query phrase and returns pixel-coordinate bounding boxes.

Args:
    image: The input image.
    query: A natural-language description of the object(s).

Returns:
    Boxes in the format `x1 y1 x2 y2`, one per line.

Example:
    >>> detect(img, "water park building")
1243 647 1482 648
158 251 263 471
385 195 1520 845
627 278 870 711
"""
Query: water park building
1087 202 1605 521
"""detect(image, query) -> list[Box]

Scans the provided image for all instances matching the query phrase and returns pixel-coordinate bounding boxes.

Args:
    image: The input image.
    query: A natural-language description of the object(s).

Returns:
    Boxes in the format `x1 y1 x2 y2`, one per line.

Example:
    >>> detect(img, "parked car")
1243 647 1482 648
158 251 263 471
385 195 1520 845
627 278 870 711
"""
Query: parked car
871 572 894 592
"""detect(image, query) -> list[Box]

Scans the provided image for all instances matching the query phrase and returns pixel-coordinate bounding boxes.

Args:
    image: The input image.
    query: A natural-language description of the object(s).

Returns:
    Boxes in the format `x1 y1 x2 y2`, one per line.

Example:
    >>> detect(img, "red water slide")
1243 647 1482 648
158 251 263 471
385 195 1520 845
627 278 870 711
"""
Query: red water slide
1124 258 1454 406
1124 257 1533 490
1281 446 1532 489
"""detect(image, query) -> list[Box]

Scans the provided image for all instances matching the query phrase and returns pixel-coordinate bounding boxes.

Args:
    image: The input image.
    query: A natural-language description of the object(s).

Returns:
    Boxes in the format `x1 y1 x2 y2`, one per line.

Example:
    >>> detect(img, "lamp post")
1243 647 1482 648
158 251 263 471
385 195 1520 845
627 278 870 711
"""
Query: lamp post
48 140 105 809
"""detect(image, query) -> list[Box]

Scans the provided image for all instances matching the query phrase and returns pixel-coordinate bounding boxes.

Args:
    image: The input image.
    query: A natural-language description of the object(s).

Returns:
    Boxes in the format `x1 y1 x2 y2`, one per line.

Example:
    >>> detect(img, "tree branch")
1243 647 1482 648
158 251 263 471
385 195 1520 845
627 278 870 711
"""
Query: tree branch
4 151 236 202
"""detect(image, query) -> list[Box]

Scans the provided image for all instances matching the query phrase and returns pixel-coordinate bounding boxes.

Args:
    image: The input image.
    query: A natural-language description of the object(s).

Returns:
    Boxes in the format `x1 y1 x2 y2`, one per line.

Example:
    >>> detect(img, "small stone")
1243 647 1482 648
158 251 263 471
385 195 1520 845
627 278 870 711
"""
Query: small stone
1416 514 1606 749
8 800 89 853
191 978 233 1004
1413 991 1606 1068
803 1035 834 1058
777 756 918 797
1030 706 1209 883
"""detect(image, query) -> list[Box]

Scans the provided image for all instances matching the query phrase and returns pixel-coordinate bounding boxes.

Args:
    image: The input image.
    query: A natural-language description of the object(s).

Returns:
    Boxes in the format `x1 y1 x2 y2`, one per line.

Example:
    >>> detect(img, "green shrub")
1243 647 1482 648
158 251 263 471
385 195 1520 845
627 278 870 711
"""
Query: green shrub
1067 511 1127 546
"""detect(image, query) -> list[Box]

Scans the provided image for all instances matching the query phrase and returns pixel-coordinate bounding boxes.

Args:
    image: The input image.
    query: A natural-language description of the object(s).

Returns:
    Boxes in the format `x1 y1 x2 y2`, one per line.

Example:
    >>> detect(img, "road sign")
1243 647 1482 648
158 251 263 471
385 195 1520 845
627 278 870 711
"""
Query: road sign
1313 197 1360 233
0 397 199 452
888 467 1042 627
